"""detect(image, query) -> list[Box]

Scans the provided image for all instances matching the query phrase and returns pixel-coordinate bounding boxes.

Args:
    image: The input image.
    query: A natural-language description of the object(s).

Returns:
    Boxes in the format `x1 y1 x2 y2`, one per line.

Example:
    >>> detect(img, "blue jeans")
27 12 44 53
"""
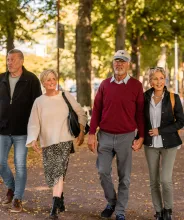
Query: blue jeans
0 135 28 200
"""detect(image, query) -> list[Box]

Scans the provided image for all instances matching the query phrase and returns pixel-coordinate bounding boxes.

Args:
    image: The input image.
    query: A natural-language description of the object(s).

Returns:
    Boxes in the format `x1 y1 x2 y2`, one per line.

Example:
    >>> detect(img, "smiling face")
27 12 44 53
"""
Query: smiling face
150 71 166 92
43 72 57 91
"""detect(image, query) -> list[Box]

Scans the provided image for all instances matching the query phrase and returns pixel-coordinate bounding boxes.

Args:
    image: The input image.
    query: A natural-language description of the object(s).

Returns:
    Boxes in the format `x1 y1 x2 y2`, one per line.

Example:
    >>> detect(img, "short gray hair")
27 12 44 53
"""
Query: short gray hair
149 67 166 82
8 49 24 60
40 69 58 84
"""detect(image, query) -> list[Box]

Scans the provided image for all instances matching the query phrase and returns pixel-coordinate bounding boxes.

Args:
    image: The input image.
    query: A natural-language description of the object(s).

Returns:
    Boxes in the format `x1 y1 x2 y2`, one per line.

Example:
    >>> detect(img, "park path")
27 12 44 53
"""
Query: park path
0 137 184 220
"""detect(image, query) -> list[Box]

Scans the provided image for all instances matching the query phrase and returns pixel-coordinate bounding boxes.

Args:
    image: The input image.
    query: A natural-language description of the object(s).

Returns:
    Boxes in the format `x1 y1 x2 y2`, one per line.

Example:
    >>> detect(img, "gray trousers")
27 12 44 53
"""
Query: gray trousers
144 146 177 212
96 130 135 215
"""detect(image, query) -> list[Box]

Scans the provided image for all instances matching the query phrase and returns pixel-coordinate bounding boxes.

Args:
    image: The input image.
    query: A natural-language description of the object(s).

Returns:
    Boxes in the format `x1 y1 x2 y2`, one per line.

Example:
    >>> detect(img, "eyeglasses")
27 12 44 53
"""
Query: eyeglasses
149 67 165 73
114 59 126 63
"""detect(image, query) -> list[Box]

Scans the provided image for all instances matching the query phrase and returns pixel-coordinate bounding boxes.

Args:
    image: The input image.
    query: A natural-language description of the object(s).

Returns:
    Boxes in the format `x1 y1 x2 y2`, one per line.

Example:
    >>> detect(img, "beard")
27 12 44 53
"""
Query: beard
114 69 126 76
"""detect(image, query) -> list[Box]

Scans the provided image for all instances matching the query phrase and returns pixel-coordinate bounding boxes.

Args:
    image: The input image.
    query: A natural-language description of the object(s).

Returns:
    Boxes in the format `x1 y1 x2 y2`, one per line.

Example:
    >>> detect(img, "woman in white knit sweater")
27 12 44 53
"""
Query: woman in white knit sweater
26 69 87 219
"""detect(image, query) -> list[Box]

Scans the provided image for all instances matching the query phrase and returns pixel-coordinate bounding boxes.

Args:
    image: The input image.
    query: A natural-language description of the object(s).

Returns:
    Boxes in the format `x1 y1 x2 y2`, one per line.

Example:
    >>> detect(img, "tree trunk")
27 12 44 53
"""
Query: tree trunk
115 0 127 51
75 0 93 107
131 32 140 79
157 46 171 88
7 30 15 53
157 46 167 68
6 3 17 54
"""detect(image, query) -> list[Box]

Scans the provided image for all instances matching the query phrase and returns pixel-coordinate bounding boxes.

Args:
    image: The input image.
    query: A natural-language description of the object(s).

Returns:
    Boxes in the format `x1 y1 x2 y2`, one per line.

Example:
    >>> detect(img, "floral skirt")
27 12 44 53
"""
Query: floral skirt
42 141 72 188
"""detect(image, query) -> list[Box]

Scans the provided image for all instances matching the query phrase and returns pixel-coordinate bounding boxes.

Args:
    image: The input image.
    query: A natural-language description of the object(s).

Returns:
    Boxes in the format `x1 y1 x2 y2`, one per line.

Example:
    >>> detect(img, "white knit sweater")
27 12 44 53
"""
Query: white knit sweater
26 91 87 148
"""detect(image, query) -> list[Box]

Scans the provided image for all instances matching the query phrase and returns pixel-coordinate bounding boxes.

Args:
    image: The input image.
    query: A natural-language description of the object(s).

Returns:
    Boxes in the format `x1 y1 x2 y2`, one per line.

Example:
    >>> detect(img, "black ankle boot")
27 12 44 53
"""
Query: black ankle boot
49 197 60 219
154 212 163 220
59 192 65 212
163 208 172 220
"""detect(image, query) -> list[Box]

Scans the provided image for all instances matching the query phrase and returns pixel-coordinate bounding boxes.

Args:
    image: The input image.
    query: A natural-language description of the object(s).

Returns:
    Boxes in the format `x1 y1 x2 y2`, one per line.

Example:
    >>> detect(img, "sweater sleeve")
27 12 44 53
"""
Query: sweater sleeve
135 83 144 137
158 94 184 134
65 91 87 126
26 99 41 147
89 83 103 134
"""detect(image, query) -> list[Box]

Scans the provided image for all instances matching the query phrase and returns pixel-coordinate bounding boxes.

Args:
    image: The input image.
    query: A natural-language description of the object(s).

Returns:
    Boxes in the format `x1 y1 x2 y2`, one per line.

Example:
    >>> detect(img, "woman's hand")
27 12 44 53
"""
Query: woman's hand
76 131 84 146
31 140 42 154
149 128 159 136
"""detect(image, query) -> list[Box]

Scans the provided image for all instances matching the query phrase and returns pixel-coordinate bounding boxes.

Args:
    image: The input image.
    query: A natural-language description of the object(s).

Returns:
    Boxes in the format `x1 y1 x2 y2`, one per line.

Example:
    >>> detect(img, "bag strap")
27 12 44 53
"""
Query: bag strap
170 92 175 115
62 91 73 112
170 92 181 136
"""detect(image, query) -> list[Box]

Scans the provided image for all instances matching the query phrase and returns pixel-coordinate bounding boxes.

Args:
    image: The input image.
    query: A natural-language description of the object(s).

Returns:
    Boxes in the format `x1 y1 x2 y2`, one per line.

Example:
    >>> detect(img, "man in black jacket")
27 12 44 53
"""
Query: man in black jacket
0 49 42 212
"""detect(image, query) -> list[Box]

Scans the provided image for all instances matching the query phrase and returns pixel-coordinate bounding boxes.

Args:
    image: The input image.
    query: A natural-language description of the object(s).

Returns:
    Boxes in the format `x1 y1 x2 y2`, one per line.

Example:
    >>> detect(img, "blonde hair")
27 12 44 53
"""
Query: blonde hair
149 67 166 83
40 69 58 84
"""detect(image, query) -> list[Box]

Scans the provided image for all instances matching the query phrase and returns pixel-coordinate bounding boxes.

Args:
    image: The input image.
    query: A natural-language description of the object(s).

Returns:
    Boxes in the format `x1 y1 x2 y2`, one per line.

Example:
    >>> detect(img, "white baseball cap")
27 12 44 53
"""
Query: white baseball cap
113 50 131 62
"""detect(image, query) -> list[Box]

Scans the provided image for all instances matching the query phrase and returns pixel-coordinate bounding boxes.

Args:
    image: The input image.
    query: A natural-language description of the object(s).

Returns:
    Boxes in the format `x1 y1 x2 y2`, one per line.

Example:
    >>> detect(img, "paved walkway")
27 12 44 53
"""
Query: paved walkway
0 138 184 220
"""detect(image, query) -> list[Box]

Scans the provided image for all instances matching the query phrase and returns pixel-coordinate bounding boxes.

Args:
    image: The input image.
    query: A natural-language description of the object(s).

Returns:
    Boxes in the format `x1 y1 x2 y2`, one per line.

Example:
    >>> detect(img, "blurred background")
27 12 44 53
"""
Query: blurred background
0 0 184 106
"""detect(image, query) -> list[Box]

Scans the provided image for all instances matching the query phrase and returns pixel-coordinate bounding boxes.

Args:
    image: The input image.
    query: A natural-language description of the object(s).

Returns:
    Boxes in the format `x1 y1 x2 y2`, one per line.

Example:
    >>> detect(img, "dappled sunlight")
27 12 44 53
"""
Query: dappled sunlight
26 186 49 192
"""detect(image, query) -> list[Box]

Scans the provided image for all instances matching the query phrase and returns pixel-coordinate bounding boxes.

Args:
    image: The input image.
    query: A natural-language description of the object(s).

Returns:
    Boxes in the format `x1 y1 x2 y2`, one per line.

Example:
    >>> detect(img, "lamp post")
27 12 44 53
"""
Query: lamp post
174 35 178 94
173 19 179 94
57 0 60 90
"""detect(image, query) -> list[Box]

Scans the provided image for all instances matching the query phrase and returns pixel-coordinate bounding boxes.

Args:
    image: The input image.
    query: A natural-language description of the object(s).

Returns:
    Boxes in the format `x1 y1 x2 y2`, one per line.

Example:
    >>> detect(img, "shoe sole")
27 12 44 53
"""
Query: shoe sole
10 208 23 213
2 202 12 206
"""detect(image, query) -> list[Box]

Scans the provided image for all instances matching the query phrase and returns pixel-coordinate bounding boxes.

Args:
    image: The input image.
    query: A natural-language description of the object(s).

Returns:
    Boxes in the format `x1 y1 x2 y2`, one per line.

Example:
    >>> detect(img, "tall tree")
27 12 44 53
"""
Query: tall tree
0 0 18 52
75 0 93 106
115 0 127 50
0 0 57 54
128 0 184 77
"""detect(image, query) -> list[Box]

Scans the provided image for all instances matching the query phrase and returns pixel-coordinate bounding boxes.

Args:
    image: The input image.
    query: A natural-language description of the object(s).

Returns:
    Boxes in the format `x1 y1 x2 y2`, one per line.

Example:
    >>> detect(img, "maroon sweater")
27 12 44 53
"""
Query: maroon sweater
90 77 144 137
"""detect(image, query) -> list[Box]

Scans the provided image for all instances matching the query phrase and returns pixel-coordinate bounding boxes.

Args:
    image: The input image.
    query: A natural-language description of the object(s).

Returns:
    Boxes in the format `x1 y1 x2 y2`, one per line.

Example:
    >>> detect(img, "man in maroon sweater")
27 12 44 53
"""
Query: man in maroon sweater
88 50 144 220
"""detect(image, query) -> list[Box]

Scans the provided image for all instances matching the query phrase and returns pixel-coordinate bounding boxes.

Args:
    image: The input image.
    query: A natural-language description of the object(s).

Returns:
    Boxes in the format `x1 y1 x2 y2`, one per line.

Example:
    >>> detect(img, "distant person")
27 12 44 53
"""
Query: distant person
0 49 42 212
26 69 87 219
144 67 184 220
88 50 144 220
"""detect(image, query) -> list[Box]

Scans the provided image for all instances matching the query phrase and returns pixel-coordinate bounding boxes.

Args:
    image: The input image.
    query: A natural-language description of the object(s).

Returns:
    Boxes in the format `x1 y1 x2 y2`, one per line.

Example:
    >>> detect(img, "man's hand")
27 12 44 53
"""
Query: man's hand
76 131 85 146
31 140 42 154
132 137 144 152
149 128 159 136
88 134 97 153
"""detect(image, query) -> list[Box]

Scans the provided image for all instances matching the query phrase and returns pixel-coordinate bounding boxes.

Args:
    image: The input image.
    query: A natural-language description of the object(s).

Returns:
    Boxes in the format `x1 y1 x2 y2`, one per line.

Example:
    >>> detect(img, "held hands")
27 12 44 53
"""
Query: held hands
76 131 85 146
132 137 144 152
88 134 97 153
149 128 159 136
31 140 42 154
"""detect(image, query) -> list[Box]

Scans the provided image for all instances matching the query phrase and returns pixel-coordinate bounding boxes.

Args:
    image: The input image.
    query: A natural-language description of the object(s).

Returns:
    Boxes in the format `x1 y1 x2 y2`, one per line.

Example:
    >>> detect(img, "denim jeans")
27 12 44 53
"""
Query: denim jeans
0 135 28 200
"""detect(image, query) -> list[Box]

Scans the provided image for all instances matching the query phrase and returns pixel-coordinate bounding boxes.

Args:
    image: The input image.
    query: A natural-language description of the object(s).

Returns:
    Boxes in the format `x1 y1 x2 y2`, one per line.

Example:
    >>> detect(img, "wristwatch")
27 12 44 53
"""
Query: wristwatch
80 129 85 133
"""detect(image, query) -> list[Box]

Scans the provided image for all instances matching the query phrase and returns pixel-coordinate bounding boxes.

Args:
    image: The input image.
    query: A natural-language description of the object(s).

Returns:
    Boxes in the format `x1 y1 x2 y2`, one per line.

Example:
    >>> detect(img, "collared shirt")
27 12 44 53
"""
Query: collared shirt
149 92 164 148
110 74 130 84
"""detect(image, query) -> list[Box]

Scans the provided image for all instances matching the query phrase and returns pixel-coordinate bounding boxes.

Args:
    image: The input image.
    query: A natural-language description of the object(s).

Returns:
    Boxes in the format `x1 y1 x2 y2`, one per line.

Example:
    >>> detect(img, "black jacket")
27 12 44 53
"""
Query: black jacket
144 87 184 148
0 66 42 135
